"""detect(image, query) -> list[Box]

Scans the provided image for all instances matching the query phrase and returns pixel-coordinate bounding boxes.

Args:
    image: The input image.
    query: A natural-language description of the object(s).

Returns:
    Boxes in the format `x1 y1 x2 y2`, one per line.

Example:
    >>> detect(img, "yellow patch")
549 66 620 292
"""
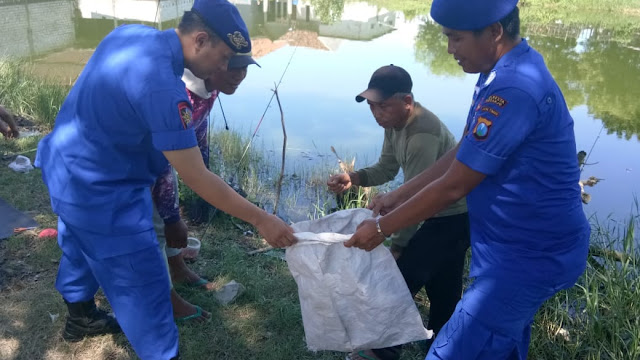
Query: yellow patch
481 106 500 117
485 95 507 108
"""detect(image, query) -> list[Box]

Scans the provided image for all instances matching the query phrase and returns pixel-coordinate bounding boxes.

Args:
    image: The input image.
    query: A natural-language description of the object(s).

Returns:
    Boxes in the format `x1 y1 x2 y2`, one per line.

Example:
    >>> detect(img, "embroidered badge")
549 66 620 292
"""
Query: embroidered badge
481 106 500 117
485 95 507 108
178 102 192 129
473 116 492 140
227 31 249 50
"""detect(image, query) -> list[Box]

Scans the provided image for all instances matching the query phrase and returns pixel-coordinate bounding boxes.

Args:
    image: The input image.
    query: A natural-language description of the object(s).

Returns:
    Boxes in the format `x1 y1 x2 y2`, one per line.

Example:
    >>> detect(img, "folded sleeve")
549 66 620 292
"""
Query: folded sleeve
137 84 198 152
457 88 539 175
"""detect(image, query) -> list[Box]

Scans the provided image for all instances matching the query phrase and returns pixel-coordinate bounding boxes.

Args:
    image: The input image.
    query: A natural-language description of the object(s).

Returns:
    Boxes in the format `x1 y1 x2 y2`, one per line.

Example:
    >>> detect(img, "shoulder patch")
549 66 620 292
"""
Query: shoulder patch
485 95 507 108
178 102 192 129
481 106 500 117
473 116 492 140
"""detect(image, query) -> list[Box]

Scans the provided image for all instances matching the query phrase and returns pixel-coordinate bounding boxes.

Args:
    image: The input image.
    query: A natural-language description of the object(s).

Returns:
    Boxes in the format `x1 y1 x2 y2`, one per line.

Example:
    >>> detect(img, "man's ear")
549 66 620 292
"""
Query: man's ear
194 31 210 51
403 94 412 108
489 22 504 43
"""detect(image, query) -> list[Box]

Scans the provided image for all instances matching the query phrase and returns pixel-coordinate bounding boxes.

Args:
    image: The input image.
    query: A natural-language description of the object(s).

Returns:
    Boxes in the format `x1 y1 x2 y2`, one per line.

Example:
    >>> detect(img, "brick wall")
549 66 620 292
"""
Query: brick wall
0 0 76 58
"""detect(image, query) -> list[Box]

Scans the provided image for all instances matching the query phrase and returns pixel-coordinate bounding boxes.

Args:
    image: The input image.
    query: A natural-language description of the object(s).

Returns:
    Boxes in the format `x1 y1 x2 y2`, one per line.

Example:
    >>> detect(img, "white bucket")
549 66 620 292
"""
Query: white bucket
182 237 201 260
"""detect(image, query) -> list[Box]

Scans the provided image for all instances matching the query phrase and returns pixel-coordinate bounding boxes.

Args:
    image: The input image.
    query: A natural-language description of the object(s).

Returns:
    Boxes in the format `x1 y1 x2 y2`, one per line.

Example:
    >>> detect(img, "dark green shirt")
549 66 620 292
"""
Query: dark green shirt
356 102 467 246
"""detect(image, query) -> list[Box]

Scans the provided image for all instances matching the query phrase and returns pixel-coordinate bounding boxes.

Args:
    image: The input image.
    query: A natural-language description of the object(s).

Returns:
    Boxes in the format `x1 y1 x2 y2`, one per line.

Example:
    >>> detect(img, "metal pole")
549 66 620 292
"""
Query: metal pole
112 0 118 29
175 0 179 27
23 0 35 57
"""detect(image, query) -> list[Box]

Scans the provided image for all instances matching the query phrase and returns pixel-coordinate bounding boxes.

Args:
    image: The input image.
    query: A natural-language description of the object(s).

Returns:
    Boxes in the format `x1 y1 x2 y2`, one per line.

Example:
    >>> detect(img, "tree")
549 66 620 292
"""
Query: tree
311 0 344 24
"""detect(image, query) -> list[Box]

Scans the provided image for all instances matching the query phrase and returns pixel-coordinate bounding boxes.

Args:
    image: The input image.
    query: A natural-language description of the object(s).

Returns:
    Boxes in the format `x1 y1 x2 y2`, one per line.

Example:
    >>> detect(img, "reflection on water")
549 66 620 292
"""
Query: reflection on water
1 0 638 222
211 4 640 222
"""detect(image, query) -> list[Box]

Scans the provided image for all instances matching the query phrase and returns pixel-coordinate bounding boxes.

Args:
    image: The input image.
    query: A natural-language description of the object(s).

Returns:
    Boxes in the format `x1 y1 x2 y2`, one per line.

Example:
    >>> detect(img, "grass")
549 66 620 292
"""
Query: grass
530 211 640 359
366 0 640 42
2 125 639 359
1 45 639 359
0 61 69 129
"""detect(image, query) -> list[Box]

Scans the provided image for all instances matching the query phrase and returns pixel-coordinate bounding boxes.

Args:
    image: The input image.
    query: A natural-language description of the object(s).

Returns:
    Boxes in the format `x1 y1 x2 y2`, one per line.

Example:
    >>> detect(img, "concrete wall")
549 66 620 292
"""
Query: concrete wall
0 0 76 58
78 0 298 24
318 3 395 40
78 0 192 23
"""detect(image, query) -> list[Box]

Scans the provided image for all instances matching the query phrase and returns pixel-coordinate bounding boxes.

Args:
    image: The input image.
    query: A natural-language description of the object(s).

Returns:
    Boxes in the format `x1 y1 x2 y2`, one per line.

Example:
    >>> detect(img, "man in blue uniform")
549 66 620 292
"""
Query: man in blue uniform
345 1 590 359
35 0 295 359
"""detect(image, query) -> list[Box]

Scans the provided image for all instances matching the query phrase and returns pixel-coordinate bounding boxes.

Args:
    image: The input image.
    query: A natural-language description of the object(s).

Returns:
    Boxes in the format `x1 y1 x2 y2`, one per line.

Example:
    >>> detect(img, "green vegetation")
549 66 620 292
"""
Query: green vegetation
521 0 640 41
312 0 346 24
531 210 640 359
0 61 69 129
414 18 640 141
2 126 639 359
1 1 640 355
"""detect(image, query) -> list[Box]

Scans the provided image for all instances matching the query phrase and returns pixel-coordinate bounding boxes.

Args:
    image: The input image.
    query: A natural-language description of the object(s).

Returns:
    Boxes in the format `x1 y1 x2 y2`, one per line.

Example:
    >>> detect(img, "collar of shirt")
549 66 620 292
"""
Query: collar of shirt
162 29 185 78
182 68 213 99
474 39 530 98
393 102 424 132
407 102 426 126
494 38 530 70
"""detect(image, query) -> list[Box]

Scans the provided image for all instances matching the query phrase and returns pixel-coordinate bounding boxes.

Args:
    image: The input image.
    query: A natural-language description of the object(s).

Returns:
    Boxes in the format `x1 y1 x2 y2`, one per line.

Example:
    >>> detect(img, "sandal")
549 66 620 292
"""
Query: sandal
175 305 209 323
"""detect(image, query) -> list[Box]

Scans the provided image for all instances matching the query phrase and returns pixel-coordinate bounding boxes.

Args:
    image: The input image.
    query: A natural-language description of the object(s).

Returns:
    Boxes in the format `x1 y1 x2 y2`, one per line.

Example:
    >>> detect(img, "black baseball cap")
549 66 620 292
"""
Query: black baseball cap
355 65 413 103
228 52 261 69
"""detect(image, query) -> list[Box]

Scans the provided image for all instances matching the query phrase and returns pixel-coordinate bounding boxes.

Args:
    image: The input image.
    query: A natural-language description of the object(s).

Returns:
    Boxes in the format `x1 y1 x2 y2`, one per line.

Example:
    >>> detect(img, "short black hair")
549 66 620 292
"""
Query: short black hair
474 6 520 40
178 10 221 43
499 6 520 40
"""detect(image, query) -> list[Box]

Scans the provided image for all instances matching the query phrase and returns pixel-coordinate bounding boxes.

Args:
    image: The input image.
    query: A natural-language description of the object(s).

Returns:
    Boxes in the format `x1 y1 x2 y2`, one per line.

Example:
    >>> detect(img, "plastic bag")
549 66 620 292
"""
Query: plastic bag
8 155 34 173
287 208 431 352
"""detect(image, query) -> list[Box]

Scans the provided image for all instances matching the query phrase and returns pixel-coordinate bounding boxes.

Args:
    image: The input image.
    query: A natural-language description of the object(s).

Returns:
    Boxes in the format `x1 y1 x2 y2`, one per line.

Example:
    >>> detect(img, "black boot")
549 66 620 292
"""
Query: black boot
62 299 122 342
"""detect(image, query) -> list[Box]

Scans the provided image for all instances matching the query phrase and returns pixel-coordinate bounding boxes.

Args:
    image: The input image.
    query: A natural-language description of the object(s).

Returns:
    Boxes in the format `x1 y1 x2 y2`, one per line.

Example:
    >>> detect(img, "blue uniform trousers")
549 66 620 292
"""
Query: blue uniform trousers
55 218 178 360
426 277 569 360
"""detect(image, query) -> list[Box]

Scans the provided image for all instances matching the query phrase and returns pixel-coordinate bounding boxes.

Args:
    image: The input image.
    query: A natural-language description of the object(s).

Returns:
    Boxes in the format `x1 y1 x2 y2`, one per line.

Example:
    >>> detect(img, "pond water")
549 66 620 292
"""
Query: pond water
209 6 640 226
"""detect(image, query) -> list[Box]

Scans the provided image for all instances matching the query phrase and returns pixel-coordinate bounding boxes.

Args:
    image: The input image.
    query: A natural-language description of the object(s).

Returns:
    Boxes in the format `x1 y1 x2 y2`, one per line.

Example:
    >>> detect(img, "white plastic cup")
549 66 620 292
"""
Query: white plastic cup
182 237 201 260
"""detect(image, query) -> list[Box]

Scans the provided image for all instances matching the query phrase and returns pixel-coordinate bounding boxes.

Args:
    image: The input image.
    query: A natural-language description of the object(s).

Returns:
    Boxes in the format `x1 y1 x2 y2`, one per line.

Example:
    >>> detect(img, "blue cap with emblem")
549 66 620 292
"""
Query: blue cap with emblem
430 0 519 31
191 0 252 53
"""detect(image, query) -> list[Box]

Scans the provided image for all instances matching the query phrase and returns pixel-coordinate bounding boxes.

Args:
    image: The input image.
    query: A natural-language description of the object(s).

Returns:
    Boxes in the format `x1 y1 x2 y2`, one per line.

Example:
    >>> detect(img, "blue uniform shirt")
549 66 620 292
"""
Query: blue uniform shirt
35 25 197 257
456 39 590 284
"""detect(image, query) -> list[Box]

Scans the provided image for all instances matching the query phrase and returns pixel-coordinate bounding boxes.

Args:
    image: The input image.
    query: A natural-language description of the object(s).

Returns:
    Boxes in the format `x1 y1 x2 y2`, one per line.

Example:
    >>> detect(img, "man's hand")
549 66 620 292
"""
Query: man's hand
0 119 18 139
255 213 297 248
344 218 386 251
0 106 19 139
368 191 404 216
327 173 352 193
164 220 189 249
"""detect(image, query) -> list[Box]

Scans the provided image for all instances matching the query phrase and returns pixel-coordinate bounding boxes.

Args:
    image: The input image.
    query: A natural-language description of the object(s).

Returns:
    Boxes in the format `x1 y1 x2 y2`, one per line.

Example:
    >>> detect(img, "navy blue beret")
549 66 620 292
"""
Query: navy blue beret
192 0 251 53
430 0 519 31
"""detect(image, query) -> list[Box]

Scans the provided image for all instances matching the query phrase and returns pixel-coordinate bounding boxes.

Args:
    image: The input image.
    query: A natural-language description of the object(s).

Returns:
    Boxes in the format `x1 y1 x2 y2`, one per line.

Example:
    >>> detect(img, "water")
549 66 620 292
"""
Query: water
212 10 640 224
14 0 640 225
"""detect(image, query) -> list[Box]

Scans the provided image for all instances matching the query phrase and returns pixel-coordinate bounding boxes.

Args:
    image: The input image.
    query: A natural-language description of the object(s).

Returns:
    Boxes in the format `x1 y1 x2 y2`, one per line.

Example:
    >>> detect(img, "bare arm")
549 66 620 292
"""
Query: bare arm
379 158 482 235
369 142 461 216
163 146 295 247
346 158 484 250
